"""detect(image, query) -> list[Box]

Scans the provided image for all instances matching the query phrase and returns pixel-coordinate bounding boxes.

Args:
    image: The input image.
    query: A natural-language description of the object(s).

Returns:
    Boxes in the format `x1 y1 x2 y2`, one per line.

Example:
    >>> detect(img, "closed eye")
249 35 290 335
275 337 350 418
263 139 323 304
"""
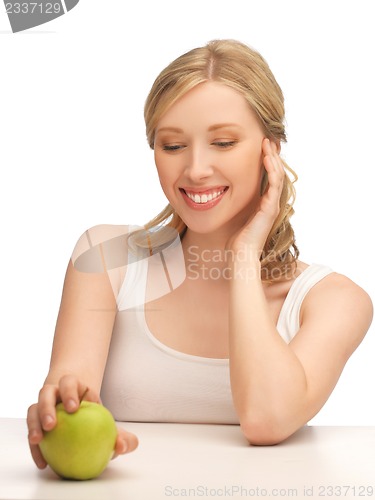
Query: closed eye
162 144 185 152
161 141 237 152
212 141 237 148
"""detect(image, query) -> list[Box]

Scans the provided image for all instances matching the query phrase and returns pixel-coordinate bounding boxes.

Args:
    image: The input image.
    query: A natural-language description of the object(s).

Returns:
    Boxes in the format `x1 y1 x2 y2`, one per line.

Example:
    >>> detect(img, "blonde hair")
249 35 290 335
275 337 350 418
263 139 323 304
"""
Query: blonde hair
142 39 299 282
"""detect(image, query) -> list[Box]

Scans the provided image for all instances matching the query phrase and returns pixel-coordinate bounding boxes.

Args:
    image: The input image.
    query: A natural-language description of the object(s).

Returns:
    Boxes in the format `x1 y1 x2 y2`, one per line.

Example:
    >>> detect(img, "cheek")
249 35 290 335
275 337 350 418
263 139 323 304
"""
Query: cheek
230 150 264 202
238 175 262 202
154 155 176 196
231 147 263 182
154 152 167 180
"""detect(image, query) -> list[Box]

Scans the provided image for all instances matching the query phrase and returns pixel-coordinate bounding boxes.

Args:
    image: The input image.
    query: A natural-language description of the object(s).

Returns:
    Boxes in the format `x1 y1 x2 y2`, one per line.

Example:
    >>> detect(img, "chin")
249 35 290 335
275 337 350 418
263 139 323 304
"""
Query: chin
179 214 232 236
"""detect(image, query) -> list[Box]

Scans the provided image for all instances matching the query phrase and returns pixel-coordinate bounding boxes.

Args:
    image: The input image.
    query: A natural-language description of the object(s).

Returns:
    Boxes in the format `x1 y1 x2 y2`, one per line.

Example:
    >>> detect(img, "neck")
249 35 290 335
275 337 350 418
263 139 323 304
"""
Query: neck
181 227 238 284
182 228 229 253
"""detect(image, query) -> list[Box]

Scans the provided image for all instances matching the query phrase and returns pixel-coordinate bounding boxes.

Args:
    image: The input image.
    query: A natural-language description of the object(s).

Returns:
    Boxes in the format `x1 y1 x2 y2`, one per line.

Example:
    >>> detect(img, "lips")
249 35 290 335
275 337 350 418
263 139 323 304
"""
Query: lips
179 186 229 209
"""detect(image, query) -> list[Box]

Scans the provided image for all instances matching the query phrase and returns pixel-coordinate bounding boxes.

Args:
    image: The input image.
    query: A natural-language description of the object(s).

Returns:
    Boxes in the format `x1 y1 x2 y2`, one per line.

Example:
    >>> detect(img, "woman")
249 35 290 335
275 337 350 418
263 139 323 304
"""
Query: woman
27 39 373 468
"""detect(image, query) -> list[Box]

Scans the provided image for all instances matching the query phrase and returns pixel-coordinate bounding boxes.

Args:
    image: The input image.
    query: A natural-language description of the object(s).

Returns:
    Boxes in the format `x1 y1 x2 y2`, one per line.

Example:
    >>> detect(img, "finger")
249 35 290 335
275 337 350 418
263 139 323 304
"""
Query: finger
262 137 273 155
270 141 285 177
263 139 283 173
263 140 284 188
27 403 48 469
258 142 285 222
37 385 59 431
27 403 44 445
112 427 139 459
59 375 100 413
262 137 280 156
29 443 48 469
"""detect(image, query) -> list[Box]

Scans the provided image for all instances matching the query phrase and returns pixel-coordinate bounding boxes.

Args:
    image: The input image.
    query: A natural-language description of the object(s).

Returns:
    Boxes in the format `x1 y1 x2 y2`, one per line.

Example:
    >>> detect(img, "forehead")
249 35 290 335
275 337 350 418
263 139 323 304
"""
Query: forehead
156 81 259 131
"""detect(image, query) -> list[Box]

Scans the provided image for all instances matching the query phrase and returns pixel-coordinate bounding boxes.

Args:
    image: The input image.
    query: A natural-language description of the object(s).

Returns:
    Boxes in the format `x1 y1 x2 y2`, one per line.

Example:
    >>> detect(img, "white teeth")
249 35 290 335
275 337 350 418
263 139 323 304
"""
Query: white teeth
185 189 225 204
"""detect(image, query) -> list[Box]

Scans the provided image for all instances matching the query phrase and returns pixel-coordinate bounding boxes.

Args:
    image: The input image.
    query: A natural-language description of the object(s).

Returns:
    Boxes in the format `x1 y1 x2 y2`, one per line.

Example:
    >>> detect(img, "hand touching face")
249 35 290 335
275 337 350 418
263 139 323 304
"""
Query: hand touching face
225 137 285 258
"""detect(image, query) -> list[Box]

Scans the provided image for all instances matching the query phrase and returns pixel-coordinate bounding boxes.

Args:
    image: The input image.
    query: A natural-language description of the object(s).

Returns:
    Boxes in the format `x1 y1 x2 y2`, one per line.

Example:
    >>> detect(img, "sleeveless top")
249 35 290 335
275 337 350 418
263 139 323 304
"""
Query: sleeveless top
100 231 334 424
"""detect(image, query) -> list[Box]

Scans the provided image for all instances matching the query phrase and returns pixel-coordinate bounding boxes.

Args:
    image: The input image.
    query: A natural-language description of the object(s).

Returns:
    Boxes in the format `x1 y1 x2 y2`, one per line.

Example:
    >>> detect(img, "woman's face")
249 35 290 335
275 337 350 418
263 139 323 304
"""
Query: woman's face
153 81 266 235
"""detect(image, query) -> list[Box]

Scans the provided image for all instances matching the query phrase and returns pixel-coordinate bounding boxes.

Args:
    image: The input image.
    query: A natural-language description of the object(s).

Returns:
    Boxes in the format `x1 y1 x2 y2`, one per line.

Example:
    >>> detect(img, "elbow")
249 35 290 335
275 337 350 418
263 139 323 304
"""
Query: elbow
240 414 293 446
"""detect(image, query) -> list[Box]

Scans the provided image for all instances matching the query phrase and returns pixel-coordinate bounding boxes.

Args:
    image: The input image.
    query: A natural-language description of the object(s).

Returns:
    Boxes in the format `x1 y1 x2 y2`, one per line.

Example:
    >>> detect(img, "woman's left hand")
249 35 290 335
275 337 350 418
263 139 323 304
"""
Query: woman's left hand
226 138 285 260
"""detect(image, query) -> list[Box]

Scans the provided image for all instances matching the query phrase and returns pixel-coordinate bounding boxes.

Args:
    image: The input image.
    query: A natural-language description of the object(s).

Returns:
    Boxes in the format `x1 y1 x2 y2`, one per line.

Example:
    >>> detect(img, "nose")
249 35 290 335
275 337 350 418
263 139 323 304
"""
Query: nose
184 145 214 182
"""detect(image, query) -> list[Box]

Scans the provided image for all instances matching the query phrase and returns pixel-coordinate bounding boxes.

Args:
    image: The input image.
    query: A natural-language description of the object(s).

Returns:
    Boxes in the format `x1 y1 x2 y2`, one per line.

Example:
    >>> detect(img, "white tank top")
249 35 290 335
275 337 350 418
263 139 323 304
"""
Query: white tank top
100 239 333 424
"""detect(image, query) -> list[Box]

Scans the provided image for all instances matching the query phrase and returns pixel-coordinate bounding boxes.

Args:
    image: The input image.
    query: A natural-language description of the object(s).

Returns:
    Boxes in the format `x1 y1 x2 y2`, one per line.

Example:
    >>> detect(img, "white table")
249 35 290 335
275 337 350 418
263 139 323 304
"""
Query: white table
1 419 375 500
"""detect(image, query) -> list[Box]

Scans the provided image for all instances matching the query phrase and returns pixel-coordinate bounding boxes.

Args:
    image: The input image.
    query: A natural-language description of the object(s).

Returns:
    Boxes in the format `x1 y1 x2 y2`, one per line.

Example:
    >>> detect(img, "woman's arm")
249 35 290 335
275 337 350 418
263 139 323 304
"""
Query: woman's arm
27 227 138 468
229 259 373 445
46 258 116 388
227 139 373 444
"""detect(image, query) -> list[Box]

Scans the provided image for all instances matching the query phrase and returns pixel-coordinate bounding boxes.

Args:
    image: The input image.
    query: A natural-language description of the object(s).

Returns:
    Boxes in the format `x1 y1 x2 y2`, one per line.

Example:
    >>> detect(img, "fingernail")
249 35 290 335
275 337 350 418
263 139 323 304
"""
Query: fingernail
43 415 54 428
66 399 77 411
121 441 128 453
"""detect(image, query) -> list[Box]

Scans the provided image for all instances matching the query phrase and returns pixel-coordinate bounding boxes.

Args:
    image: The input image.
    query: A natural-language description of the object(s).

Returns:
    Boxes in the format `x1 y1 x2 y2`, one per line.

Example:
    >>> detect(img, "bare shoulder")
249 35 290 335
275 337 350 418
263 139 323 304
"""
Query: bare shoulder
85 223 130 241
71 224 131 272
73 223 130 249
303 271 373 317
300 271 373 349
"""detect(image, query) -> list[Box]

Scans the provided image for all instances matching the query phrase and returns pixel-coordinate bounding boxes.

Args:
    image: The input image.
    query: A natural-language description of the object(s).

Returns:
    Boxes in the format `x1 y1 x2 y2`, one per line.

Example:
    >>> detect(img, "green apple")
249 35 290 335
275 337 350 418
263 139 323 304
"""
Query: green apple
39 401 117 480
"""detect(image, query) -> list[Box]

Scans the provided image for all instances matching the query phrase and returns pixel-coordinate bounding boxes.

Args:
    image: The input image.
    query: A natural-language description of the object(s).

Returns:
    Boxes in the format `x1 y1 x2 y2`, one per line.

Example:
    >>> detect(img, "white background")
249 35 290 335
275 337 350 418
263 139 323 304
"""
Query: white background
1 0 374 423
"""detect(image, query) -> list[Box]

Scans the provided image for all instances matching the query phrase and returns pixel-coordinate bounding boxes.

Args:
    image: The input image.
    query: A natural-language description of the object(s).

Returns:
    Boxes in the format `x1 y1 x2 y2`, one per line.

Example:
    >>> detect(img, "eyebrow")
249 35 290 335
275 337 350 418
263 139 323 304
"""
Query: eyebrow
208 123 242 132
156 127 184 134
156 123 242 134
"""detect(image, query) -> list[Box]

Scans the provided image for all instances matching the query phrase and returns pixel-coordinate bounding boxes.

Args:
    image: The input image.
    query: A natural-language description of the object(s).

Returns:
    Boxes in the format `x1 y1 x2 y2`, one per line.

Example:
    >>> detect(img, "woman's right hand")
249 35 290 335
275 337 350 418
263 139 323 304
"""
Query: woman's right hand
27 374 138 469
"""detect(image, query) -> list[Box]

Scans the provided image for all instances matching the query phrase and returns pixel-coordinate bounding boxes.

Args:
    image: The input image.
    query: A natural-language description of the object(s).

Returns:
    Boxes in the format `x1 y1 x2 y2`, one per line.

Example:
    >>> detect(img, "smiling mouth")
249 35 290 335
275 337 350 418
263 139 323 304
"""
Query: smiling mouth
180 187 229 205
